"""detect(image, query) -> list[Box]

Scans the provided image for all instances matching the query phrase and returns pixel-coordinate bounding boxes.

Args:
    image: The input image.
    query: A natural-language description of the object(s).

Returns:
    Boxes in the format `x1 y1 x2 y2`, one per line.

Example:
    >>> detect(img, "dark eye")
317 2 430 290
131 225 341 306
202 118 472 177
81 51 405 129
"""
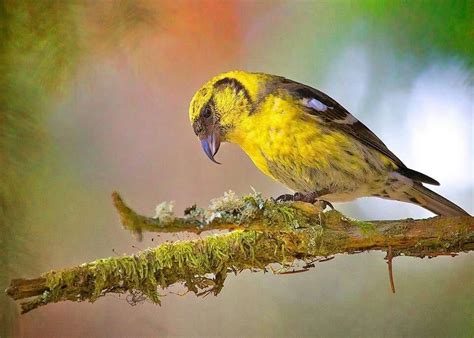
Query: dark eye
202 106 212 119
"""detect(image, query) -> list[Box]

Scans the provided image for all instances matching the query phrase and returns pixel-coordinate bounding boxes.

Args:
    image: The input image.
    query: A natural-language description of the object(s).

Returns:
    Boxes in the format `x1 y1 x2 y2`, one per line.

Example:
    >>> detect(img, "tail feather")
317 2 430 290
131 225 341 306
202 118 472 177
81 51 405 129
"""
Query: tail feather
403 183 469 216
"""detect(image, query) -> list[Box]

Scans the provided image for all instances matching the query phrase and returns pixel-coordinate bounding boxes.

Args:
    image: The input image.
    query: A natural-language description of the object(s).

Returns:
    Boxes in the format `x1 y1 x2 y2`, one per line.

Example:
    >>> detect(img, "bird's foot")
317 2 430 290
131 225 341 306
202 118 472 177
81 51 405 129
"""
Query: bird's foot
275 192 334 210
276 192 318 203
314 199 335 211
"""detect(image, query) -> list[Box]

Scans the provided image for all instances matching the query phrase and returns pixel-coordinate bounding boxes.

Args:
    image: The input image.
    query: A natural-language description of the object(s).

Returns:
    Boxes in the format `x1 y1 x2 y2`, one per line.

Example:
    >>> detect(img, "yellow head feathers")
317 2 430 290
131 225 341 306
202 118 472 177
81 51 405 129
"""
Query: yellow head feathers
188 71 262 162
188 70 266 124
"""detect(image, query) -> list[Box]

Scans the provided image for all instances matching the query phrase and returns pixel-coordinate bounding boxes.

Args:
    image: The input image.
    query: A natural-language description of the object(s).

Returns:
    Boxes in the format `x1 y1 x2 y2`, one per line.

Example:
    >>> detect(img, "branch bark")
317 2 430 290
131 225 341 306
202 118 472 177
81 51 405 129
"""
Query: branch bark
5 191 474 314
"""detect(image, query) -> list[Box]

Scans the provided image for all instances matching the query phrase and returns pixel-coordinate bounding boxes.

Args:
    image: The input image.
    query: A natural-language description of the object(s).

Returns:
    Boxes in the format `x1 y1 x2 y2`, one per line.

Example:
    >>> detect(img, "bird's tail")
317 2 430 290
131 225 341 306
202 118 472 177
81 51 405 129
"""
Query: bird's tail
393 183 469 216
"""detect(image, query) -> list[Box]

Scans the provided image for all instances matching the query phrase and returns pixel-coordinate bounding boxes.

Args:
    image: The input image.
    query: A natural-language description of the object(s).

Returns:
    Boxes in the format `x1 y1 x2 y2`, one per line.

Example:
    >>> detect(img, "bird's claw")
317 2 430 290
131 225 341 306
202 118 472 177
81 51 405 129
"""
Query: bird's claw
314 200 334 210
275 192 334 210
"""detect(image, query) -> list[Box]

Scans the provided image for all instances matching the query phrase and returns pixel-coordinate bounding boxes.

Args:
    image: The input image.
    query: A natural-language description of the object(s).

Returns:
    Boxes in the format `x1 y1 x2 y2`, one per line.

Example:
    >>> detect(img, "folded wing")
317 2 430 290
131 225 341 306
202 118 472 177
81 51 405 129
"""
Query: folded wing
278 78 440 186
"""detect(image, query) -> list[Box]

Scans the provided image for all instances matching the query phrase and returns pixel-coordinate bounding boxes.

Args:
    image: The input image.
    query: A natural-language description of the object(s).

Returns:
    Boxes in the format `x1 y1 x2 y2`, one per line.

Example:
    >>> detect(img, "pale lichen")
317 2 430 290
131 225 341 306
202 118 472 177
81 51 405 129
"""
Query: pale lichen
153 201 175 223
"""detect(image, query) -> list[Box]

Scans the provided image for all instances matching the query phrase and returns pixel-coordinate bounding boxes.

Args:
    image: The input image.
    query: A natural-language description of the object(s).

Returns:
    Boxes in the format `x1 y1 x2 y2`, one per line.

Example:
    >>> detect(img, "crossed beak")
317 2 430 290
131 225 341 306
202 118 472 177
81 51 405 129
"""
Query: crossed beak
200 128 221 164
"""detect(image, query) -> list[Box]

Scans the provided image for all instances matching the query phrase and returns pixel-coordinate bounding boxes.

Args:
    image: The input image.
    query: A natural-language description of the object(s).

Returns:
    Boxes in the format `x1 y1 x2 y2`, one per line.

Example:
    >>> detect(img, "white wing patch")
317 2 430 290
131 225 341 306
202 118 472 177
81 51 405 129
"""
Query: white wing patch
303 98 330 112
302 96 357 124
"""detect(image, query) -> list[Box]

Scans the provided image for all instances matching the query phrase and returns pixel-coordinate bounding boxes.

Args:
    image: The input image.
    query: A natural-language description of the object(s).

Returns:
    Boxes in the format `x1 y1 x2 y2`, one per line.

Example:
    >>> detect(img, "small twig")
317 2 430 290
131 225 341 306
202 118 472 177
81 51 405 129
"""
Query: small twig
387 245 396 294
277 268 310 275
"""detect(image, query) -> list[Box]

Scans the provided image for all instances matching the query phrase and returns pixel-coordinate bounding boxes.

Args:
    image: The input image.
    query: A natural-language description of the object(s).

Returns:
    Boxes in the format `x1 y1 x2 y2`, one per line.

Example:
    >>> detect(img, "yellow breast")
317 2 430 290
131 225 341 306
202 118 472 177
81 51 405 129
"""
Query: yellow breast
226 95 346 175
225 94 392 193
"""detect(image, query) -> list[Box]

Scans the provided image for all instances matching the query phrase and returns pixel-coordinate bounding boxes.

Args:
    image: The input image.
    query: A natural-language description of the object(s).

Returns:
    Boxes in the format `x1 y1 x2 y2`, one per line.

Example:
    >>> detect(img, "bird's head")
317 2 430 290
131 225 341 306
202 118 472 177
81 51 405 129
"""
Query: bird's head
189 71 260 163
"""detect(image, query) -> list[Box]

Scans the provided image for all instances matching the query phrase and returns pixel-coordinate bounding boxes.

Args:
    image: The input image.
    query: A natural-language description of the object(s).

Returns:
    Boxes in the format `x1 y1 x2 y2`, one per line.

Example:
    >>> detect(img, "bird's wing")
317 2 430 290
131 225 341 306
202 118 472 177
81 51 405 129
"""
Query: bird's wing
277 78 406 168
277 78 440 185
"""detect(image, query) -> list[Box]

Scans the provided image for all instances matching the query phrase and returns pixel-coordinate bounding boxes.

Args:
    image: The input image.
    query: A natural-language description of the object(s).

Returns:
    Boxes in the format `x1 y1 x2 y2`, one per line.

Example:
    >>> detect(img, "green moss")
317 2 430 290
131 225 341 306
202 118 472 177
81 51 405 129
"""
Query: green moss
383 222 409 235
40 228 282 306
52 193 364 307
198 190 321 230
350 219 377 236
17 193 472 313
323 210 347 225
128 191 326 237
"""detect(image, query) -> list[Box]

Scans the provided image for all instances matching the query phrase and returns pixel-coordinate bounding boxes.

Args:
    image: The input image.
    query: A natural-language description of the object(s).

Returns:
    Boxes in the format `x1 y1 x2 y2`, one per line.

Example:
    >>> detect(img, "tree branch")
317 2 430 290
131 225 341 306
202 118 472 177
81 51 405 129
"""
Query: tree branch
5 191 473 314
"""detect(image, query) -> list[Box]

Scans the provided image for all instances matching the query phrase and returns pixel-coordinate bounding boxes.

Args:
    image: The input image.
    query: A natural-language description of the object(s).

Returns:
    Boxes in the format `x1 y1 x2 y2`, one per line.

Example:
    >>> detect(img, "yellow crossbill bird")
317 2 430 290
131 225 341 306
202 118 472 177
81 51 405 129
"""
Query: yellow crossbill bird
189 71 468 216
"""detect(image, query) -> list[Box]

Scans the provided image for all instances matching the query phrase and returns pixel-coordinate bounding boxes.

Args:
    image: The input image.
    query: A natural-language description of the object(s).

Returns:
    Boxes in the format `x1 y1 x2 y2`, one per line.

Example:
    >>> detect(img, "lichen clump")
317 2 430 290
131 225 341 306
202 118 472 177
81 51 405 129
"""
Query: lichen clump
154 201 175 223
186 190 323 231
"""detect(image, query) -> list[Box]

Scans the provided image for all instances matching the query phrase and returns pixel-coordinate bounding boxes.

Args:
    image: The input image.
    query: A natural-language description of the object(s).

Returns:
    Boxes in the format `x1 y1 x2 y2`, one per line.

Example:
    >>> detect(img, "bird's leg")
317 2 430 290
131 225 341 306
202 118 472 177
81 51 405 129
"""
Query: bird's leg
276 191 334 210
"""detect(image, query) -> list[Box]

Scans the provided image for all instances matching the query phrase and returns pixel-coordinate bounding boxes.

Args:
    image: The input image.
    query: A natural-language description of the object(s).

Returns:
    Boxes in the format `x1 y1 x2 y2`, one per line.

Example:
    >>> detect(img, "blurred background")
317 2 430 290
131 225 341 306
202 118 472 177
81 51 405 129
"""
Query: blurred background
1 0 473 336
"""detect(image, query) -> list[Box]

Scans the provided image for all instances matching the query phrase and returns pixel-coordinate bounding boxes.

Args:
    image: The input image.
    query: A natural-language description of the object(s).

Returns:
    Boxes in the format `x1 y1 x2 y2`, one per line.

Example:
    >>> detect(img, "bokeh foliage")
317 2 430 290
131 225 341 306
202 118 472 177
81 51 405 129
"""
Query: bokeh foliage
360 0 474 63
0 1 157 335
0 1 84 334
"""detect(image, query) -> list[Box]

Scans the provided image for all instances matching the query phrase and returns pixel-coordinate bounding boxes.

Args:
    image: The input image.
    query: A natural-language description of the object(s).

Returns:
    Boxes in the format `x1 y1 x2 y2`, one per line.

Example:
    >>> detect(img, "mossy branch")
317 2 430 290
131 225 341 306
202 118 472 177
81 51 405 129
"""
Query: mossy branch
6 191 474 314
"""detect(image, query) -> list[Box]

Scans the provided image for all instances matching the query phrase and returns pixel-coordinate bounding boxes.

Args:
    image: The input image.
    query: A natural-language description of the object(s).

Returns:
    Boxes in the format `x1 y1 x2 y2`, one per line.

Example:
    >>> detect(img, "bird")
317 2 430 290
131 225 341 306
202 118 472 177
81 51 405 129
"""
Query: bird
188 70 469 216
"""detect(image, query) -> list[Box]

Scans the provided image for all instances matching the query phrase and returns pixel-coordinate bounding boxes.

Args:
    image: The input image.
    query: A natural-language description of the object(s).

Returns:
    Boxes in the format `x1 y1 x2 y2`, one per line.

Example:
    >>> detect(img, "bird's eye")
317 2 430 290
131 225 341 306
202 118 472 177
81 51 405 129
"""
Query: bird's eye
203 106 212 119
